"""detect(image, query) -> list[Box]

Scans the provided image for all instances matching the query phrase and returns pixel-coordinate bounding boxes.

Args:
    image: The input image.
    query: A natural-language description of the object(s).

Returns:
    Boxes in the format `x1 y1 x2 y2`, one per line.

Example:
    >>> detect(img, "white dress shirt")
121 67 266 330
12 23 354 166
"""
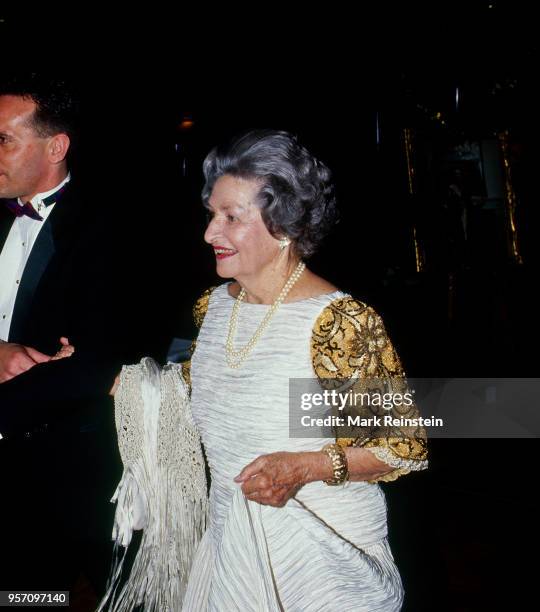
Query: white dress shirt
0 174 71 341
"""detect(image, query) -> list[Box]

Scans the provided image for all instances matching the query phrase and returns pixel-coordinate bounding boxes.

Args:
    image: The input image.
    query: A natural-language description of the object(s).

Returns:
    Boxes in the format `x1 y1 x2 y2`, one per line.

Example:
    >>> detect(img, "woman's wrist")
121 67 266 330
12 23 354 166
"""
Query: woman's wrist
298 446 394 485
321 443 349 485
344 447 394 482
295 451 334 484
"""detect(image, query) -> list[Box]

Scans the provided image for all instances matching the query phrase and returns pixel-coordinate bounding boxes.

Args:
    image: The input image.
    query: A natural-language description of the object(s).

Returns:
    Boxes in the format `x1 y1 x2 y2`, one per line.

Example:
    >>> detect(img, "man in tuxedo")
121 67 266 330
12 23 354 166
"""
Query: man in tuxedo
0 75 165 593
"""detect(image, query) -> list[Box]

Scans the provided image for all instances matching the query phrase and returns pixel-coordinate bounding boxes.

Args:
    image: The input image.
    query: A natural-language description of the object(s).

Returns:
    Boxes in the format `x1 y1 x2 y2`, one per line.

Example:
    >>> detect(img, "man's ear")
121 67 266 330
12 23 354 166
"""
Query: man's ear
48 133 70 164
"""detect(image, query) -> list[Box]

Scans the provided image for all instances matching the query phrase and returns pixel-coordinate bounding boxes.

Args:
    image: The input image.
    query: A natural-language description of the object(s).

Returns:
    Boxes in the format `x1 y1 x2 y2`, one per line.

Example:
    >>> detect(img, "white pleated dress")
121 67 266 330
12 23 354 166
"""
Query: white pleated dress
183 283 404 611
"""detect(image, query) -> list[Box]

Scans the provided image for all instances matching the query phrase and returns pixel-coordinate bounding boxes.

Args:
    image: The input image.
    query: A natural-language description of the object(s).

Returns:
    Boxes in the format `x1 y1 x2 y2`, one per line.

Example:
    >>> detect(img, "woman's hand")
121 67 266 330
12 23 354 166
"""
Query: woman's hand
234 447 395 507
234 451 323 508
50 337 75 361
109 375 120 396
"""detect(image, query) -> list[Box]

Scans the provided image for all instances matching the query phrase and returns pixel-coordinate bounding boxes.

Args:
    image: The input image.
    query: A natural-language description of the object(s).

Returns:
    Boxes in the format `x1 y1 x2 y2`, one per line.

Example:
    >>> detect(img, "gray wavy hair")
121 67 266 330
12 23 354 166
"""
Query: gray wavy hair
202 129 339 259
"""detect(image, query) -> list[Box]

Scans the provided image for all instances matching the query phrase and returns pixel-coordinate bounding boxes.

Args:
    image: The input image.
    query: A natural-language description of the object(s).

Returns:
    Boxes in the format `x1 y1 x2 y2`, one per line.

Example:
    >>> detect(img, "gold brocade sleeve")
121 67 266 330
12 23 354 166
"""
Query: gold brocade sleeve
181 287 216 391
311 297 428 483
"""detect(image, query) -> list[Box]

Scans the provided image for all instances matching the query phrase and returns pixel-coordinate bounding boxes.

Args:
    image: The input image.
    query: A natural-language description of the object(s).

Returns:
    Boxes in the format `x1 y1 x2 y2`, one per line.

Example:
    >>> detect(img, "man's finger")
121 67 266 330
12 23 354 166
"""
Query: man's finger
5 352 38 376
24 346 52 363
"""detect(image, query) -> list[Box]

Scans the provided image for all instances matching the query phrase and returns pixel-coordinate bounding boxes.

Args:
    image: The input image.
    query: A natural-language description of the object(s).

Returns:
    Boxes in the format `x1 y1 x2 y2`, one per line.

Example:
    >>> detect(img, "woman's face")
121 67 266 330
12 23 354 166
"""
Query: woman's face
204 174 281 281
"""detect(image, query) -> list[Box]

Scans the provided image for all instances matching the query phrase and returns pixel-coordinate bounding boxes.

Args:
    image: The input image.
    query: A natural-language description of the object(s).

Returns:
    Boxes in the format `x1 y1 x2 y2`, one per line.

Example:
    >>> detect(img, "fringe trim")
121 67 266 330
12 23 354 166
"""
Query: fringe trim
99 466 208 612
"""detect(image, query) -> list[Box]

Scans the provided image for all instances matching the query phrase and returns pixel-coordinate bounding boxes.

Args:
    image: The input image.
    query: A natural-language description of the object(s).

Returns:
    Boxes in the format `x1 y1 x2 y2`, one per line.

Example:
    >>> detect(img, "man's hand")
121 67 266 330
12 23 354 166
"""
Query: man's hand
0 337 75 384
50 337 75 361
0 342 52 383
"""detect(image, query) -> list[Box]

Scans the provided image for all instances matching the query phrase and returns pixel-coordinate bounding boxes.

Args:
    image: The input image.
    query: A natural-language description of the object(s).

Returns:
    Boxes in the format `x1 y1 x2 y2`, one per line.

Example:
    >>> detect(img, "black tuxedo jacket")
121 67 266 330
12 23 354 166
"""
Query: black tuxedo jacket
0 179 166 434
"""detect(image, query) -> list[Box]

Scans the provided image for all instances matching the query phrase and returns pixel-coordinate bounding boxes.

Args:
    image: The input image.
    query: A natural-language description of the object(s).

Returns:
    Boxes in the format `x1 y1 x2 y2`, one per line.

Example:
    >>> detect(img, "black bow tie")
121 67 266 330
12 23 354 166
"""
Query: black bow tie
4 200 44 220
3 184 68 221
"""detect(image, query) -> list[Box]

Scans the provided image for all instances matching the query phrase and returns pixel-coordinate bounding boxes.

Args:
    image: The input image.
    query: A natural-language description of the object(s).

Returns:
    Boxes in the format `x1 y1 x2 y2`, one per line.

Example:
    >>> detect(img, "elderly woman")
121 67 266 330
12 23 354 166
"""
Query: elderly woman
180 129 428 611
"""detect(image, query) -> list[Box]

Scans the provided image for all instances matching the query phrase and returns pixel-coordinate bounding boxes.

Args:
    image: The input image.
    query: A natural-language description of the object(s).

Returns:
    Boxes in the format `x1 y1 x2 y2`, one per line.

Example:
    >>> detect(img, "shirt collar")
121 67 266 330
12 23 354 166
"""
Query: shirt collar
18 173 71 211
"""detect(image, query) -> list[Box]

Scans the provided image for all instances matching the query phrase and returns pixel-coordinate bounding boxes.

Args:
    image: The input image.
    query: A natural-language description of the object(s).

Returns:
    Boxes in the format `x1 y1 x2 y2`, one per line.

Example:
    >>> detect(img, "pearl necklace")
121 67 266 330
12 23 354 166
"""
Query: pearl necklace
225 261 306 368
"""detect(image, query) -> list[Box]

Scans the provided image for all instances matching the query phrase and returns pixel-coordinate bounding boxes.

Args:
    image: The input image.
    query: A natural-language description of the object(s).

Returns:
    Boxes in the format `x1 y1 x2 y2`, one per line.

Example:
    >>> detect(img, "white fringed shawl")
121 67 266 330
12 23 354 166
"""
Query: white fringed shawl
98 358 208 612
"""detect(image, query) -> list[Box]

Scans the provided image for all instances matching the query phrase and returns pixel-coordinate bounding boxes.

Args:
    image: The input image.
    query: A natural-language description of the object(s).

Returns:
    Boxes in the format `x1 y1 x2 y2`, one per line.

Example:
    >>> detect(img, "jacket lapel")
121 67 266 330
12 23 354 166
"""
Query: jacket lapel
8 182 84 343
8 220 56 342
0 205 15 252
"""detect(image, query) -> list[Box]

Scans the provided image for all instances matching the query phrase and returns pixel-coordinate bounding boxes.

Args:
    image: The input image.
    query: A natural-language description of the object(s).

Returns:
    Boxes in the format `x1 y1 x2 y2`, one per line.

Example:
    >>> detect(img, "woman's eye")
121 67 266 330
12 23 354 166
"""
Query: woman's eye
205 210 238 224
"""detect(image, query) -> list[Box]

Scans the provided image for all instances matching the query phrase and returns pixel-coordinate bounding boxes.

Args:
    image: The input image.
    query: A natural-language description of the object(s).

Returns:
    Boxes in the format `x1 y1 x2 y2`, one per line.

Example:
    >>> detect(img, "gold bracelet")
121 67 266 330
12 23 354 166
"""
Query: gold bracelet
321 443 349 485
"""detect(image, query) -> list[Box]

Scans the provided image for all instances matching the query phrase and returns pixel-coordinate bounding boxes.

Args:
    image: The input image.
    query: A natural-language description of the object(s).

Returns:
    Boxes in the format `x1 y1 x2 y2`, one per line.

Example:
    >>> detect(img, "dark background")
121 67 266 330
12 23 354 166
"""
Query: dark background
1 3 538 609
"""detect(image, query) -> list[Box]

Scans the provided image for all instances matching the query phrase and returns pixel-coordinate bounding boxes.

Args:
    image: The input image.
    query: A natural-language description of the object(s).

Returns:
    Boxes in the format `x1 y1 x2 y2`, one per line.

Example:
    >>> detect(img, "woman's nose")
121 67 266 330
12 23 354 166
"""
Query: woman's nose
204 216 220 244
